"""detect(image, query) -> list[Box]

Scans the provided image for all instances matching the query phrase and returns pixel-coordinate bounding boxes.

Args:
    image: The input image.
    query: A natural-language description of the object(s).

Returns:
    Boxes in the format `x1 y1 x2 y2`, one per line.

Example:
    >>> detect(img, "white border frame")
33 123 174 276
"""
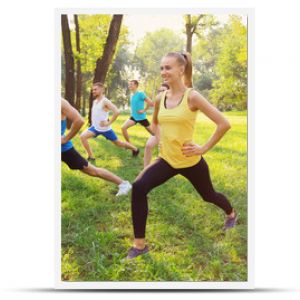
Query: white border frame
55 7 254 290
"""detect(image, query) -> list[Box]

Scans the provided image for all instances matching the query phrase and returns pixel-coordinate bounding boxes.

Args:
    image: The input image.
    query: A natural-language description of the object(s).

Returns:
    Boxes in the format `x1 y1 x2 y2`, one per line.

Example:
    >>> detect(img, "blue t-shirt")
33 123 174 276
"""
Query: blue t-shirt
61 119 73 153
130 91 147 121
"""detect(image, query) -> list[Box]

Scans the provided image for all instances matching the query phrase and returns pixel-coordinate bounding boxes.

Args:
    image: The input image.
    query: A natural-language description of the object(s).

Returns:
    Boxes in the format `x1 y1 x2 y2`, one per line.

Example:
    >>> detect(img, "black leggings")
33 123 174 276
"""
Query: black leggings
131 157 233 238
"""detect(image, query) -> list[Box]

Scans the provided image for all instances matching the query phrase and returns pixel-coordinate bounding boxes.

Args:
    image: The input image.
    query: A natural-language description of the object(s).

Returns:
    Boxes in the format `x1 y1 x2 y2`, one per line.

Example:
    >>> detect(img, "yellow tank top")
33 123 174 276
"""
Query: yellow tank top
158 88 201 169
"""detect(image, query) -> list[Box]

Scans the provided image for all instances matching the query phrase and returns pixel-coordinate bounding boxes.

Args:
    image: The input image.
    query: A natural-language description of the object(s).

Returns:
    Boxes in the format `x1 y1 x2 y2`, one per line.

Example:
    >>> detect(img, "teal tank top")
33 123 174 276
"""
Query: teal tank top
61 119 73 152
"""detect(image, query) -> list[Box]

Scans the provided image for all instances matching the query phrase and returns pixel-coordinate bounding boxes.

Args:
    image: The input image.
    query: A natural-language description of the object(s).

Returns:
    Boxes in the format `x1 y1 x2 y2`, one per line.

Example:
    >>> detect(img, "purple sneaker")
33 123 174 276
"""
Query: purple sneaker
223 212 238 231
126 246 149 260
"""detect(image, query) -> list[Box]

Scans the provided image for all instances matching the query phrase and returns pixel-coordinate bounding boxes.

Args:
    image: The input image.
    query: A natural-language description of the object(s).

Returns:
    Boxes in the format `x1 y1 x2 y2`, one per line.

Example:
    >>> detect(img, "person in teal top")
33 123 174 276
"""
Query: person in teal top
61 98 132 197
130 91 147 121
121 80 154 155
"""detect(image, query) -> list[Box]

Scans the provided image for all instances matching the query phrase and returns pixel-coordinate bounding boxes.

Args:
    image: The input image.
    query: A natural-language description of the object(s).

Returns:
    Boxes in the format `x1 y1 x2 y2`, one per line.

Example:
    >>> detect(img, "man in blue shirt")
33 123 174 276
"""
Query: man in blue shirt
121 80 154 156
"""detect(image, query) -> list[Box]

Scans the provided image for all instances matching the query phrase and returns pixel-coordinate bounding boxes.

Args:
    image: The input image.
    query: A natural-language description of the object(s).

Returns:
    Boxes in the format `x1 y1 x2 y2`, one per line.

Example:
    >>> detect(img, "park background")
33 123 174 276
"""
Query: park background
2 0 300 299
61 13 248 282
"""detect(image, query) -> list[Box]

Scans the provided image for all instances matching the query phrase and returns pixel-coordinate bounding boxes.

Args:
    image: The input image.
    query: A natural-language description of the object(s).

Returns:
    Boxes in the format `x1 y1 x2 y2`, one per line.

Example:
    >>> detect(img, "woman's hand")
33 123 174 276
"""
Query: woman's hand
186 91 231 154
182 142 206 157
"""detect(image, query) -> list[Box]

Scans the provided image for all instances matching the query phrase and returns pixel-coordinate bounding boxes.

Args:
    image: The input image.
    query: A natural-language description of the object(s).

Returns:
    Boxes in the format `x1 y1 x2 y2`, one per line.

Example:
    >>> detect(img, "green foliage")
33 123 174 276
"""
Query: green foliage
192 16 247 111
185 14 219 40
74 15 111 73
106 46 133 108
209 16 247 110
65 15 130 110
134 28 184 97
61 247 80 281
193 26 222 92
61 15 247 112
61 111 247 282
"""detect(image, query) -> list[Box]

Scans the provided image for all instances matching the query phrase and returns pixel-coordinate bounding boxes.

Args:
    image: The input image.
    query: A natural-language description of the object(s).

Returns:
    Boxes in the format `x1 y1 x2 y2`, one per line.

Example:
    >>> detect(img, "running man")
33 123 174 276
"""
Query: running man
61 98 132 196
121 80 154 147
80 82 139 161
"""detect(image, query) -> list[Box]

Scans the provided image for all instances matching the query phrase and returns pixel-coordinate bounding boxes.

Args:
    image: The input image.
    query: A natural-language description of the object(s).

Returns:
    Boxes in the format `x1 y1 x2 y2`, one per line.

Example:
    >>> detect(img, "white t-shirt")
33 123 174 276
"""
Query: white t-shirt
91 97 112 132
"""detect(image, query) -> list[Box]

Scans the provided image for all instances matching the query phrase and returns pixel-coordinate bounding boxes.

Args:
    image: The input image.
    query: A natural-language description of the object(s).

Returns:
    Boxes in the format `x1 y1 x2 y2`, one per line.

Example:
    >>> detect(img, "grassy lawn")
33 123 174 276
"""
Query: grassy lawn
61 110 247 281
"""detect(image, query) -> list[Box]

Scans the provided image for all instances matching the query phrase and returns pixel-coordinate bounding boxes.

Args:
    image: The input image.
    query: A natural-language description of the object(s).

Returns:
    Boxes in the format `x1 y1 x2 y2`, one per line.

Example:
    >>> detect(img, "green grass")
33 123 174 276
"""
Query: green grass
61 111 247 282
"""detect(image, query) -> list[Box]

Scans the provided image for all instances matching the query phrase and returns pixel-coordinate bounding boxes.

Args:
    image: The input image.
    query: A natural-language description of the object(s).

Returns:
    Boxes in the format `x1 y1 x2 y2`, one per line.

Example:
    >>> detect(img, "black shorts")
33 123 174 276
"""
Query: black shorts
61 147 88 170
130 116 150 127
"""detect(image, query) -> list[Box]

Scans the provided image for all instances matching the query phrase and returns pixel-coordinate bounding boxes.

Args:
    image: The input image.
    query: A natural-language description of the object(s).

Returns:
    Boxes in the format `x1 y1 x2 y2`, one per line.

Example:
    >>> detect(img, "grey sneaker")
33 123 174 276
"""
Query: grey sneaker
223 212 238 231
126 246 149 260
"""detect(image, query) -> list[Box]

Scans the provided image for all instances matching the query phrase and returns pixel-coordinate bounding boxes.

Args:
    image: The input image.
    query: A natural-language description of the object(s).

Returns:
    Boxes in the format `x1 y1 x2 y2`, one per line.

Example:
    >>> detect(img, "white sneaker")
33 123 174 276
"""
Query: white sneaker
116 181 132 196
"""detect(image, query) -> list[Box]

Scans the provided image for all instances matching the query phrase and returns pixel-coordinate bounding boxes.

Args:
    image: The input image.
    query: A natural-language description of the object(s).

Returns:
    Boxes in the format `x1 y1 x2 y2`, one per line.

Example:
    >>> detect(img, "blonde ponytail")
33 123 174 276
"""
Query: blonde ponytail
165 52 193 88
182 52 193 88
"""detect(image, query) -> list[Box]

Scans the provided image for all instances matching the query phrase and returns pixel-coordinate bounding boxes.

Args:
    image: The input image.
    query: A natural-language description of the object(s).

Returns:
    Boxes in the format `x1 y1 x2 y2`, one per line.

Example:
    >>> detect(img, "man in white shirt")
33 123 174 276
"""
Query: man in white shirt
61 98 131 196
80 82 139 161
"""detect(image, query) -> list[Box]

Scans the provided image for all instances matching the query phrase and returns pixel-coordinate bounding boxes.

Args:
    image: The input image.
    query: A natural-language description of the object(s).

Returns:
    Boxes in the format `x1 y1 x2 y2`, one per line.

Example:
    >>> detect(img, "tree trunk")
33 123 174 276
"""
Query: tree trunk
185 15 193 54
61 15 75 108
185 15 203 54
88 15 123 124
74 14 82 111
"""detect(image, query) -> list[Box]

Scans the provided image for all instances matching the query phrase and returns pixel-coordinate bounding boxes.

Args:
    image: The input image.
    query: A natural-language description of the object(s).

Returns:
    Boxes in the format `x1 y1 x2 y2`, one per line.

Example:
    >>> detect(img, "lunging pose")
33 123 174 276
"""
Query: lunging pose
61 98 132 196
127 52 237 259
121 80 154 156
80 82 139 161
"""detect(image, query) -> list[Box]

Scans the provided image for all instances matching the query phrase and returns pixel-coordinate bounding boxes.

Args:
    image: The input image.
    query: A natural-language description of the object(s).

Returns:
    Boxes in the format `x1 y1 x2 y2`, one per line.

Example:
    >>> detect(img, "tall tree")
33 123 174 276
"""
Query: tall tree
74 15 111 117
184 14 218 54
61 15 75 107
74 14 82 112
88 14 123 123
185 15 201 53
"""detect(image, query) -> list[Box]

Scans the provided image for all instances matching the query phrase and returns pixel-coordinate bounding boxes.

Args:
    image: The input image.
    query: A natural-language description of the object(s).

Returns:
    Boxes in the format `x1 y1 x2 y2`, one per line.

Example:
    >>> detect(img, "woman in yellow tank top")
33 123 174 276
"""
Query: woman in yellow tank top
126 52 237 260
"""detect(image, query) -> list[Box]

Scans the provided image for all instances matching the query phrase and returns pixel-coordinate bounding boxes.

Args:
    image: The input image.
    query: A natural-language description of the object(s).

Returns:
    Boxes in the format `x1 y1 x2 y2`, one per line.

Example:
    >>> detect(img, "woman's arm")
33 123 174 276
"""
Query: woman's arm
151 94 162 138
182 91 231 157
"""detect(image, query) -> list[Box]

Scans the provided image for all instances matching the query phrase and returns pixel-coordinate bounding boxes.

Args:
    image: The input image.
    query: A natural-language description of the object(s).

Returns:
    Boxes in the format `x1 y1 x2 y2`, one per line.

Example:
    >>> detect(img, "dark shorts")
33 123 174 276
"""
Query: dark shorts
61 147 88 170
130 116 150 127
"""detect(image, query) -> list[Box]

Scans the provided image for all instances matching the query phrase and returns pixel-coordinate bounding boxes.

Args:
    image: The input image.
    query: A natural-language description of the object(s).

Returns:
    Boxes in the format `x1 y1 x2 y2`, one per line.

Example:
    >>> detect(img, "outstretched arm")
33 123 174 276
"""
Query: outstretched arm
182 91 231 157
61 98 84 144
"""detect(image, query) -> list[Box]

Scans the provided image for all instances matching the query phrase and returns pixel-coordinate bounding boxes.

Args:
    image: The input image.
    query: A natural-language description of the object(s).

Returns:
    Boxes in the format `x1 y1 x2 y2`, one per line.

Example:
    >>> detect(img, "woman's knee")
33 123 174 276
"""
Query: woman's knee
132 179 148 198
